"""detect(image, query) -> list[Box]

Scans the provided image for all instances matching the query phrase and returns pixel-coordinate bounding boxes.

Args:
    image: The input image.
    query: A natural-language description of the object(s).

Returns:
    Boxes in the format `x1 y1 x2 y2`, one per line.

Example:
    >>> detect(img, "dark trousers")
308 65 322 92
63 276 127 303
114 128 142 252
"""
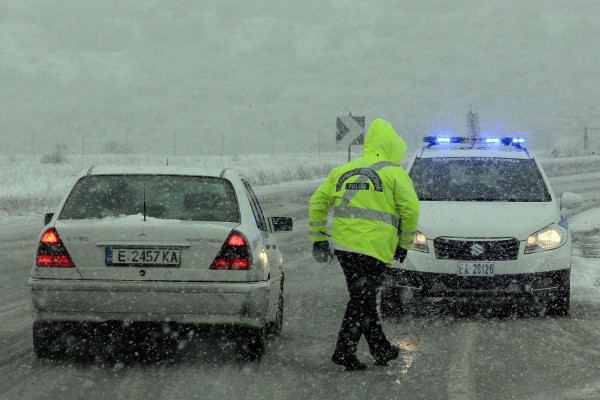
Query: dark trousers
334 251 391 359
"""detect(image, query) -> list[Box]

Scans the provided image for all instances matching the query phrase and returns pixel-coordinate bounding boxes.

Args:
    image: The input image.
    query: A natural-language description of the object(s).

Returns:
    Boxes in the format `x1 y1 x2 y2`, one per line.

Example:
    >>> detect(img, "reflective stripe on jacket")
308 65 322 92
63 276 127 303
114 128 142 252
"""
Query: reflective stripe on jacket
309 118 420 265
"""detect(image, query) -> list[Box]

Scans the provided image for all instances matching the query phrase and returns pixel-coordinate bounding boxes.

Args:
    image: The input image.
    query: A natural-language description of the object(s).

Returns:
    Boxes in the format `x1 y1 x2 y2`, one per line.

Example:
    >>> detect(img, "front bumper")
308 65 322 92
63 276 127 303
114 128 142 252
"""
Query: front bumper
386 268 569 300
29 278 271 328
385 268 570 301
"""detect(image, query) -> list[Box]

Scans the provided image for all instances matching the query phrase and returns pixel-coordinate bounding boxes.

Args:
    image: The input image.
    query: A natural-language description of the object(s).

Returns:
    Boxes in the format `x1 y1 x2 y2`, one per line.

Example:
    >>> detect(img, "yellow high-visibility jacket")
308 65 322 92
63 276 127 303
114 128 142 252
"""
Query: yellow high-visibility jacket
309 118 420 265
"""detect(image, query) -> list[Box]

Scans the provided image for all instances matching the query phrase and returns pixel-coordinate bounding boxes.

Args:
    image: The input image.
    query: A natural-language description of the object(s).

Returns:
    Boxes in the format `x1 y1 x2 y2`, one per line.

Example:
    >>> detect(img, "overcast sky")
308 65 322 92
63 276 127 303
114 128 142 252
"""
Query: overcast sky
1 0 599 156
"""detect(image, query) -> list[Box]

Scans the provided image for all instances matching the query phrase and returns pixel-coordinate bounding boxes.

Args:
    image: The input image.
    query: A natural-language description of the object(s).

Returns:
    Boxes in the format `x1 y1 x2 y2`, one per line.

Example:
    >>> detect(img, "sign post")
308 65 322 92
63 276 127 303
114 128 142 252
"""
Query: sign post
336 114 365 162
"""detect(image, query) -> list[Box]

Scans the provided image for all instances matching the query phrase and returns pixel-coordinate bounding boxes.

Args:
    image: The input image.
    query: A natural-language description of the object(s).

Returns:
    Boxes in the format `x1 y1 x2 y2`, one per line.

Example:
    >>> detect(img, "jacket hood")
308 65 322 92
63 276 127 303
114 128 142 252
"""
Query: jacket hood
363 118 407 164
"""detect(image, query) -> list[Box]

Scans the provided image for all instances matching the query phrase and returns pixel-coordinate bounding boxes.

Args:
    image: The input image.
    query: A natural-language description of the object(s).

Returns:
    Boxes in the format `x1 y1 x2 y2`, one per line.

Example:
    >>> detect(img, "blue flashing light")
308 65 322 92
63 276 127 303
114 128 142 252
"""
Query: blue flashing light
498 137 526 147
484 138 500 144
423 136 466 145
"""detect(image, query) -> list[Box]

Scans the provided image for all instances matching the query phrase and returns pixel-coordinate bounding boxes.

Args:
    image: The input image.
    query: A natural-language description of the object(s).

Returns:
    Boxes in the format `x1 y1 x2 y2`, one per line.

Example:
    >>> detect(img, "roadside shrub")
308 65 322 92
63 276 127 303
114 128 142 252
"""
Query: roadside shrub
41 152 67 164
0 195 61 216
41 145 68 164
296 166 307 180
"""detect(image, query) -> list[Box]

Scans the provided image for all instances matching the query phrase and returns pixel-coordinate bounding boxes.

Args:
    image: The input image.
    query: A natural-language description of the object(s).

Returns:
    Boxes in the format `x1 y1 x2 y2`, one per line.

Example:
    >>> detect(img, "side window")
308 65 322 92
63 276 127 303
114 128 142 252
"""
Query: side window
242 180 269 232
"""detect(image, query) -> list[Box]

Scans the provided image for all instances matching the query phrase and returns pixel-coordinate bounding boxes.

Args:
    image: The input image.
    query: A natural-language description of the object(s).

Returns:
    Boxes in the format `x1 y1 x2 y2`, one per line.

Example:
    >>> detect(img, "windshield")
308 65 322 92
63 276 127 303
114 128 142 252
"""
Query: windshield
59 175 240 221
409 157 552 202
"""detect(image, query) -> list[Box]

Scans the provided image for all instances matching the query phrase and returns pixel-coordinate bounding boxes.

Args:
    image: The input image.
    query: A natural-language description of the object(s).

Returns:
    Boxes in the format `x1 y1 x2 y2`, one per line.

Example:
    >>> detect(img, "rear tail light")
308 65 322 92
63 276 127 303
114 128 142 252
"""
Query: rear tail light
209 230 253 270
36 228 76 268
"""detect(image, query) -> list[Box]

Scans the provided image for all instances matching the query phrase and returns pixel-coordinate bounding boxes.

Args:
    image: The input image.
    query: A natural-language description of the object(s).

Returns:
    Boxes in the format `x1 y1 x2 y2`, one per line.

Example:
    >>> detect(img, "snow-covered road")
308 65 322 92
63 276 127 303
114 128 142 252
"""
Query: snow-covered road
1 177 600 400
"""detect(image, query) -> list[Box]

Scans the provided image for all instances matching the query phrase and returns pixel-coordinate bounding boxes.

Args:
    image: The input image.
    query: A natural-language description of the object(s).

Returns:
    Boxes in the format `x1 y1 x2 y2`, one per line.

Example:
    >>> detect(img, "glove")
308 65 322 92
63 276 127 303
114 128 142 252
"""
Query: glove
312 241 332 263
394 247 408 263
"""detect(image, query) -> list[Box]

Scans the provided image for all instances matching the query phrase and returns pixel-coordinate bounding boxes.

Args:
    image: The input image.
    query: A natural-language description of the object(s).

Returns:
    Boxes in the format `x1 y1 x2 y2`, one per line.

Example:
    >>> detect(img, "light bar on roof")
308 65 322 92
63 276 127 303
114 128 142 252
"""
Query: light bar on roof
423 136 526 147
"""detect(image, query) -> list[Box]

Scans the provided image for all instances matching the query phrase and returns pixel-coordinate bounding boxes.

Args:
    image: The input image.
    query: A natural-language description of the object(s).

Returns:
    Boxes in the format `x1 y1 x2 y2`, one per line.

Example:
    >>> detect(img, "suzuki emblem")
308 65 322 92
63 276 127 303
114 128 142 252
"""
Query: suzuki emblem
470 243 486 257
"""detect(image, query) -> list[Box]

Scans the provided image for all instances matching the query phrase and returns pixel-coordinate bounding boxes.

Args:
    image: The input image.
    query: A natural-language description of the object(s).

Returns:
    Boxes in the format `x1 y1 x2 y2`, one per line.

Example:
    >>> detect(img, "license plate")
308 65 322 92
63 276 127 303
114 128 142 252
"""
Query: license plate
457 262 495 276
106 248 181 267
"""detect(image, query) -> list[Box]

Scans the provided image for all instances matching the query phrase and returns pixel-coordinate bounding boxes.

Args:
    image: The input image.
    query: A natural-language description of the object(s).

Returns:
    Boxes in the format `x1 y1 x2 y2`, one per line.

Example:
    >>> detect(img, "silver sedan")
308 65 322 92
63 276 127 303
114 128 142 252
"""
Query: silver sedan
28 165 293 360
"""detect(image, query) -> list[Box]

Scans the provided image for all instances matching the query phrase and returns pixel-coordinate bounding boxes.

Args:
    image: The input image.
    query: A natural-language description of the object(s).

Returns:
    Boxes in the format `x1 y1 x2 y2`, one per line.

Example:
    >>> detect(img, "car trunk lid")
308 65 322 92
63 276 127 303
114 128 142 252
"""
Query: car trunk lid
55 217 239 282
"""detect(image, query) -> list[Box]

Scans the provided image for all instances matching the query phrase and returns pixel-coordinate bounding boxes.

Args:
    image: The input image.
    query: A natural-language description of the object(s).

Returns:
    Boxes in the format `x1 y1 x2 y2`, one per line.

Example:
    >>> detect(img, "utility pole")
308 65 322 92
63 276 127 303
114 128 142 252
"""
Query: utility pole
584 127 588 151
584 126 600 152
318 130 321 157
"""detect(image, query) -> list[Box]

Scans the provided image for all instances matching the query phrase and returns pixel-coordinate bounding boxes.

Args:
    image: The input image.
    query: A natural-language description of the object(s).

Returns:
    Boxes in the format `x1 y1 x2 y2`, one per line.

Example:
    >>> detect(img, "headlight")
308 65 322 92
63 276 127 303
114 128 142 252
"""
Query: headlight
525 224 567 253
412 231 429 253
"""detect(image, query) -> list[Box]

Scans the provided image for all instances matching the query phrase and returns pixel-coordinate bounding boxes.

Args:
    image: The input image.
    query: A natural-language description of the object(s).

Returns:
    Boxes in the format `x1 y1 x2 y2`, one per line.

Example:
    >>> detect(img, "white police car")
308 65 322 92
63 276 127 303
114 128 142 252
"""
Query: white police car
381 136 582 316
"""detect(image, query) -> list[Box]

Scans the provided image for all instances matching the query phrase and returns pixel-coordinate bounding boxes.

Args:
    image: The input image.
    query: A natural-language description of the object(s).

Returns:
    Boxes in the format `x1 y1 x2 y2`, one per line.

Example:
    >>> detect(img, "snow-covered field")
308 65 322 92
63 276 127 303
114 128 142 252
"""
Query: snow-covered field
3 152 600 217
0 152 346 216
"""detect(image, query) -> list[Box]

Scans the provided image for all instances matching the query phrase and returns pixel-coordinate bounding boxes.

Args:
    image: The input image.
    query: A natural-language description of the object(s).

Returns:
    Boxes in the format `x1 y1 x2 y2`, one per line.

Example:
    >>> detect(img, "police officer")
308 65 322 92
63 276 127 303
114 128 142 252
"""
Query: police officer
309 118 420 371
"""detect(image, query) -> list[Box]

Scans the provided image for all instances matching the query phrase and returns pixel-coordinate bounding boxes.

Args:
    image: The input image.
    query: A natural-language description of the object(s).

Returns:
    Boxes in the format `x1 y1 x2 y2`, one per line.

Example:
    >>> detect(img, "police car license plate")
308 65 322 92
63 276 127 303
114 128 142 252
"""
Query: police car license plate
457 262 495 276
106 247 181 267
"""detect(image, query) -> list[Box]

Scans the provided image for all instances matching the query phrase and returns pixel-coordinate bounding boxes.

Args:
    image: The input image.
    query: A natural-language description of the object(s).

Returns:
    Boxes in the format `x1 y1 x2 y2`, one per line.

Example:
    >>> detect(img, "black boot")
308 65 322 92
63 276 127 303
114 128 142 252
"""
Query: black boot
374 345 400 366
332 352 367 371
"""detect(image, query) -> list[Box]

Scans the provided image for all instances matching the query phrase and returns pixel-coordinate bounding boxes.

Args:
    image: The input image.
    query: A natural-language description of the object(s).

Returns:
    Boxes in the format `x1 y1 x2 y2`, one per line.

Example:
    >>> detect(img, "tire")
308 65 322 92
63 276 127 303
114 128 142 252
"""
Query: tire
33 321 68 359
237 327 266 361
266 274 284 337
546 272 571 317
380 286 405 318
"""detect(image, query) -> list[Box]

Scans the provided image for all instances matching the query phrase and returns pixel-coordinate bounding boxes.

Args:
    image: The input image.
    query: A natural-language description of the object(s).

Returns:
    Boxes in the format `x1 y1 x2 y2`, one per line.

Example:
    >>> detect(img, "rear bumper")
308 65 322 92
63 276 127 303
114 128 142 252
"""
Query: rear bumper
29 278 271 328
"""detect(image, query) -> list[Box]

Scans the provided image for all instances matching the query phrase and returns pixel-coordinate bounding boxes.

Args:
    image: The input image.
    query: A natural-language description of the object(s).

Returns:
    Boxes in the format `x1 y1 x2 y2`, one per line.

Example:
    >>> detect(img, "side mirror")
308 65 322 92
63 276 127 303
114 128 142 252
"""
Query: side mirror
44 213 54 225
560 192 583 210
271 216 293 232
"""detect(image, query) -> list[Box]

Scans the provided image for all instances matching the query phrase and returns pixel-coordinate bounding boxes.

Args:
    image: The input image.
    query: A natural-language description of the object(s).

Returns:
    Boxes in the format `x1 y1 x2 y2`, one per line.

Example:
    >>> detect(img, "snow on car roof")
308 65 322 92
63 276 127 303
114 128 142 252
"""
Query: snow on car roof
82 165 239 178
418 147 533 159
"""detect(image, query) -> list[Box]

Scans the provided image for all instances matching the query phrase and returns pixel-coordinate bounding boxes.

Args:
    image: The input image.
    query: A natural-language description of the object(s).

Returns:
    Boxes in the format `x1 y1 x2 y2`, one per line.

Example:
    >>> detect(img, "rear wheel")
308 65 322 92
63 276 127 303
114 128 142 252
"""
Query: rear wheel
266 274 284 337
236 327 266 361
33 321 68 359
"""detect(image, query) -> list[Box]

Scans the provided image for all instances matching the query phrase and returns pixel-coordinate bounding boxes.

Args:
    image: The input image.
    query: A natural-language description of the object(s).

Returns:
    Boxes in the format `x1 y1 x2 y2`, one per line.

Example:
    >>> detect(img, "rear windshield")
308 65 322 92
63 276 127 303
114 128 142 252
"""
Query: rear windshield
60 175 240 221
409 157 552 202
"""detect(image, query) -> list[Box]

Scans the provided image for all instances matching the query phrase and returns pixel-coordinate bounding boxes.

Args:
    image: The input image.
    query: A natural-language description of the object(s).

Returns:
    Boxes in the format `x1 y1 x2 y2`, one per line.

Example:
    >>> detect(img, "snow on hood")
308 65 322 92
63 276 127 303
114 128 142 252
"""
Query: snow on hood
418 201 561 240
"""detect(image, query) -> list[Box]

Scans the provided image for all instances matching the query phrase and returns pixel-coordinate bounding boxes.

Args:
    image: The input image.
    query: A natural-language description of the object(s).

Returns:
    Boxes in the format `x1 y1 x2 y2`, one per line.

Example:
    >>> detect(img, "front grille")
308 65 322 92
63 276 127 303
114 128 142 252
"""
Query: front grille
434 238 520 261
